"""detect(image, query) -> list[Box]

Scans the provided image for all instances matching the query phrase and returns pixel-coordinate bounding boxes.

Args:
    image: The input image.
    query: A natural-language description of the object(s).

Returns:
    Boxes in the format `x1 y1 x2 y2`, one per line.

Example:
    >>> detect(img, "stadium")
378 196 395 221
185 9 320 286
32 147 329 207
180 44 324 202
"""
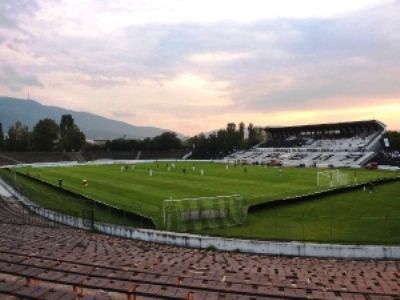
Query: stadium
2 0 400 296
0 117 399 298
227 120 386 167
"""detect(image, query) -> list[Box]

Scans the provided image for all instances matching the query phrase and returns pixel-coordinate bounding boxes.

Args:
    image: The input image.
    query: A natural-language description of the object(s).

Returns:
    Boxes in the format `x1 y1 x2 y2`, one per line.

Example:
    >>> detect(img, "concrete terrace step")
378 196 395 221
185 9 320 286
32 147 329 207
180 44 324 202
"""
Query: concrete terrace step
0 223 399 299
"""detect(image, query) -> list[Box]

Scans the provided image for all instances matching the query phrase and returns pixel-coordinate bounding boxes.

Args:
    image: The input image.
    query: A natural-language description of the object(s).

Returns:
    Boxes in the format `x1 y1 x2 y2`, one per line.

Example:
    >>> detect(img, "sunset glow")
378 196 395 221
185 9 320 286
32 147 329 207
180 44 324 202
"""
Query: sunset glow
0 0 399 135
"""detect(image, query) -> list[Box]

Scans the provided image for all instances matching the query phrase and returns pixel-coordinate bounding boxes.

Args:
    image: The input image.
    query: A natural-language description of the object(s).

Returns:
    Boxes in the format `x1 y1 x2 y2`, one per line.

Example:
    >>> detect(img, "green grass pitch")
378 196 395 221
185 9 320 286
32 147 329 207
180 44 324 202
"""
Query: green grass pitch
203 181 400 245
7 162 400 244
19 162 389 216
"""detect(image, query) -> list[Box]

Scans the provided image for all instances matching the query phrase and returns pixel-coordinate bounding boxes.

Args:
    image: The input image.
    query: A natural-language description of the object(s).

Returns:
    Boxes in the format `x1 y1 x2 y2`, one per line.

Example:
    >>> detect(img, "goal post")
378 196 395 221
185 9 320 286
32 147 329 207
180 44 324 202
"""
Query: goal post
317 170 333 187
162 194 247 232
336 170 350 186
317 170 349 188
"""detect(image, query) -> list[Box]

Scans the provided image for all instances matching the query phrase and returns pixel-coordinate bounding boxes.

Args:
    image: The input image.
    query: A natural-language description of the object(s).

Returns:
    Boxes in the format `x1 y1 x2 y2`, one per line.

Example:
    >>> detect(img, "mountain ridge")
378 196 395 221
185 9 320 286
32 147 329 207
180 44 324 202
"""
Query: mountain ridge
0 96 179 140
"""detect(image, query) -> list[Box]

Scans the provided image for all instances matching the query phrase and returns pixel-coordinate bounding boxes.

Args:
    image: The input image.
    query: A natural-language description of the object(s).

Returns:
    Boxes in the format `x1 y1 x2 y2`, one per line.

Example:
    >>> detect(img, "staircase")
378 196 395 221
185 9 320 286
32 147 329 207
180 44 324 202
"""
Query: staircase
135 151 142 160
182 151 192 160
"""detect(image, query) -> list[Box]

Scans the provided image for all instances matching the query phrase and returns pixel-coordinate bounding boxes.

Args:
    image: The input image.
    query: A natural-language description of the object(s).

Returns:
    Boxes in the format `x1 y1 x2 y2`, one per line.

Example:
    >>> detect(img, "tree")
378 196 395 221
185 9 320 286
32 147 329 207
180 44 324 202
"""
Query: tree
188 133 211 159
239 122 245 140
31 119 60 151
59 114 86 151
0 122 4 151
248 123 257 146
152 132 182 151
60 114 74 137
224 123 242 154
384 131 400 150
7 121 30 151
226 123 236 133
61 128 86 151
188 121 259 159
106 138 135 151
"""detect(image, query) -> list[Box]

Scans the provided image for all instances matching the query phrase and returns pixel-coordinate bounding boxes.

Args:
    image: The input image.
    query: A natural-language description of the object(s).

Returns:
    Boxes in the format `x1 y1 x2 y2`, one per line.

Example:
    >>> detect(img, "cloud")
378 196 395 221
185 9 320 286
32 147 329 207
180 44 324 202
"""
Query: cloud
0 65 42 91
0 0 399 134
32 0 392 26
0 0 39 29
188 52 253 64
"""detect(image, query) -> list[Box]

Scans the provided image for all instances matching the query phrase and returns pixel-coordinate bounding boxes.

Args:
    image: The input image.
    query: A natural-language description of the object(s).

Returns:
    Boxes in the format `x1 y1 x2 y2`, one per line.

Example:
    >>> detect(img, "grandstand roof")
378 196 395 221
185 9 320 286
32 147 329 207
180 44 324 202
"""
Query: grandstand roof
265 120 386 133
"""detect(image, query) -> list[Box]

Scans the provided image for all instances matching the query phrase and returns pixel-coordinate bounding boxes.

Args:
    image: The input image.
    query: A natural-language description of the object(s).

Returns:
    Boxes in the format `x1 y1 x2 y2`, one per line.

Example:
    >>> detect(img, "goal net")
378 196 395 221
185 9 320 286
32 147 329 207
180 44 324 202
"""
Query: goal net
317 170 349 188
162 194 247 232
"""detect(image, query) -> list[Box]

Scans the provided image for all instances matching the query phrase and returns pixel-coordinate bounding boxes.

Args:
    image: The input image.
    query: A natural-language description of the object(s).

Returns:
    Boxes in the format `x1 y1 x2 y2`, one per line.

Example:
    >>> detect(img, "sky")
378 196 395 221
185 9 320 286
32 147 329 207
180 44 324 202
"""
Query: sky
0 0 399 135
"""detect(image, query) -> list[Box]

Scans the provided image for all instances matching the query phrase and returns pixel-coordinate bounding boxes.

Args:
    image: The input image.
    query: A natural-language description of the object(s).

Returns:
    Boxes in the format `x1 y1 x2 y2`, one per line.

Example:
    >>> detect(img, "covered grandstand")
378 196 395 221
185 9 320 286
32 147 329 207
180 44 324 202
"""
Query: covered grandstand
225 120 386 167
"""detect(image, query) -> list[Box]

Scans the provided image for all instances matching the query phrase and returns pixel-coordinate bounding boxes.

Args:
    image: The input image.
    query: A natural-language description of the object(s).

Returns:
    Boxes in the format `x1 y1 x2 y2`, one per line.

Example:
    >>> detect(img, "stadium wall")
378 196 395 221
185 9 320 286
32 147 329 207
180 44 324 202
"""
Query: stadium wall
95 226 400 260
1 178 400 259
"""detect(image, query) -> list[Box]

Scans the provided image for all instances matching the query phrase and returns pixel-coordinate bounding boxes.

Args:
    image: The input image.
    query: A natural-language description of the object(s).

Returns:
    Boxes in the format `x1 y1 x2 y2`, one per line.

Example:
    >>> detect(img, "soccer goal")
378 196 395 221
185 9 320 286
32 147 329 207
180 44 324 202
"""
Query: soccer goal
317 169 349 188
162 194 247 232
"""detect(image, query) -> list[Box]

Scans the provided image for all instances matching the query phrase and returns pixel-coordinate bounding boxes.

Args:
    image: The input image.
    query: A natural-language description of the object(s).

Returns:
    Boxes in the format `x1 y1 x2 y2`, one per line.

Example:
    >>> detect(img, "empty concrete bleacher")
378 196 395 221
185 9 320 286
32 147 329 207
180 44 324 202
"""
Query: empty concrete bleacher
0 152 77 166
0 198 61 227
83 150 187 161
0 221 399 299
0 149 188 168
0 193 399 299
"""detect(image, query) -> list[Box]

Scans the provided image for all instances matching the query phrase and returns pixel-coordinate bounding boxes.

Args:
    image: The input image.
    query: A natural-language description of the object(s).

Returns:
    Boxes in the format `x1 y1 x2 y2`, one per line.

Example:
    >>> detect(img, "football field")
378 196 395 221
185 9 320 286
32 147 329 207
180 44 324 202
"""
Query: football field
19 162 392 223
2 162 399 243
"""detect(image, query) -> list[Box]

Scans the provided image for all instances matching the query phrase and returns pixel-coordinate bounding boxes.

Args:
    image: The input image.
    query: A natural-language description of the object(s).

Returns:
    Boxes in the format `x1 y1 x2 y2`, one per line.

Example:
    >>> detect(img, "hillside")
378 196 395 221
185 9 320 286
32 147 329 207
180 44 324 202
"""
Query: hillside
0 97 175 139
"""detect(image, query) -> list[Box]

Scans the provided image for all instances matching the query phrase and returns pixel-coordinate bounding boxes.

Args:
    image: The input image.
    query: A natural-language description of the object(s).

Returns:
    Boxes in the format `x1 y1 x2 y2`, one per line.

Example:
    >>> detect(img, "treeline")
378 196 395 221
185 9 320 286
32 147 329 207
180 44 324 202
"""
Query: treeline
0 119 265 157
0 115 85 152
384 131 400 150
99 122 263 157
187 122 265 159
101 131 182 152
